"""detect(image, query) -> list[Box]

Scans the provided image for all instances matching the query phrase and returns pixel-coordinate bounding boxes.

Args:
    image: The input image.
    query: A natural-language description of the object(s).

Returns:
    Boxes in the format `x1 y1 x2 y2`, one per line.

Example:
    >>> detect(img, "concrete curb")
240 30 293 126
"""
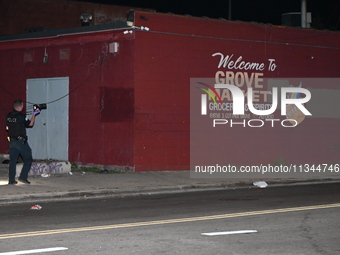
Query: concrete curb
0 184 232 205
1 178 340 205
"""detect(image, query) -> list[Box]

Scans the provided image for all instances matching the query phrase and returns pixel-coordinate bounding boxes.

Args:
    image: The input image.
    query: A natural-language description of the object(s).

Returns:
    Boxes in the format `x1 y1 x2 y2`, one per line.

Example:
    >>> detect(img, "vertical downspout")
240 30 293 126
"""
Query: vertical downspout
301 0 307 28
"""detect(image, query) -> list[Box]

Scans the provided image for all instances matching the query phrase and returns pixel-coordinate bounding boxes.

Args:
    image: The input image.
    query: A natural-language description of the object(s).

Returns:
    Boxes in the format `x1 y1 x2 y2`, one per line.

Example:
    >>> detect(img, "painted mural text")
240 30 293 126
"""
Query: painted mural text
212 53 277 72
212 53 277 104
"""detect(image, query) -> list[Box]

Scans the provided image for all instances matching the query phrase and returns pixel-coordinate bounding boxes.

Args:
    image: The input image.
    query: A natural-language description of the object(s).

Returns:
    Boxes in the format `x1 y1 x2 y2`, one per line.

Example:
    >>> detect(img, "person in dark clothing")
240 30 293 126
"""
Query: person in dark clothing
5 99 40 184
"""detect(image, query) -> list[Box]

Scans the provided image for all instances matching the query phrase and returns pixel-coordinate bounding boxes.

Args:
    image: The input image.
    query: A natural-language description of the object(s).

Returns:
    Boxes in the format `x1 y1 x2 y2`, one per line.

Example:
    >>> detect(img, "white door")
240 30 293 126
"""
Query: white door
26 77 69 160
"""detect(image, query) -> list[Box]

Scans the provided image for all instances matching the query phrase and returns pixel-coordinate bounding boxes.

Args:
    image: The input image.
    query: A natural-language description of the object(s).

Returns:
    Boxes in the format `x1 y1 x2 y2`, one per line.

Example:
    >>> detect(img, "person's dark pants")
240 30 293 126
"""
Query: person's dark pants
8 140 32 182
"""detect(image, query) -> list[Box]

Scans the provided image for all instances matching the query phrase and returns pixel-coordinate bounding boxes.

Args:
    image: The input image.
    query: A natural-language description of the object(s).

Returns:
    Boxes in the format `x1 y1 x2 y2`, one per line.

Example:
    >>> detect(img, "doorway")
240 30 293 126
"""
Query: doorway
26 77 69 160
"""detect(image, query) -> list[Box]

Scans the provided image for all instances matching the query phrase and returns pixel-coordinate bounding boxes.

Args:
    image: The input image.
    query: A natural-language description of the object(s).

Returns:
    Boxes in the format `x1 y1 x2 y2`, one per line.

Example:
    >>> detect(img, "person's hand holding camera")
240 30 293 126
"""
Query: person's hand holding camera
34 109 41 115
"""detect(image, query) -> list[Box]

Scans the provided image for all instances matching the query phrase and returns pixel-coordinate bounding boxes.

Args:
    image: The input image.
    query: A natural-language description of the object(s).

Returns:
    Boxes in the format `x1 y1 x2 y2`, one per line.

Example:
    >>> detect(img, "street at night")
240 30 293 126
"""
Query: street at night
1 183 339 254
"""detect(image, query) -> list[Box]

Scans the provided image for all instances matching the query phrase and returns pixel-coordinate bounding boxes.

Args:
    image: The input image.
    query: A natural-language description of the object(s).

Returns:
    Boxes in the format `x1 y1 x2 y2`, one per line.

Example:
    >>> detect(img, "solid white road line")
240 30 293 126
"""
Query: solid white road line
202 230 258 236
0 247 68 255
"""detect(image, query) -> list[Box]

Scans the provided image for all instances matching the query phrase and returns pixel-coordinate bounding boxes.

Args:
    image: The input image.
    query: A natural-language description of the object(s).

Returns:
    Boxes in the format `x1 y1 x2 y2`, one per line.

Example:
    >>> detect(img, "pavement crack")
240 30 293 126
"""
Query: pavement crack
300 212 329 255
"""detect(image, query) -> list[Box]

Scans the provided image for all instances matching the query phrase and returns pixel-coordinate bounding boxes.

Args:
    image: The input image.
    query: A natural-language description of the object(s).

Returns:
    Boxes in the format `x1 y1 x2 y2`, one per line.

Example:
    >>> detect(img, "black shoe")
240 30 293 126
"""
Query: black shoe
8 181 18 185
19 178 30 184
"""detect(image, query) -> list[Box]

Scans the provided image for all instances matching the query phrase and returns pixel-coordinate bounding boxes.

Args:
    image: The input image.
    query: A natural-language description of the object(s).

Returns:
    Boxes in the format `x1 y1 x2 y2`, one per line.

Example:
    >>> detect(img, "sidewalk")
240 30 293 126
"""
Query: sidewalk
1 166 340 205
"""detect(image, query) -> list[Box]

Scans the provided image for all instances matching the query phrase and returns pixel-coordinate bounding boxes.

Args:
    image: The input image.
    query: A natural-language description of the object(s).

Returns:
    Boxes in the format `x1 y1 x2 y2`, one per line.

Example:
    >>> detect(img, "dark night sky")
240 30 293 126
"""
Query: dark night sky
77 0 340 30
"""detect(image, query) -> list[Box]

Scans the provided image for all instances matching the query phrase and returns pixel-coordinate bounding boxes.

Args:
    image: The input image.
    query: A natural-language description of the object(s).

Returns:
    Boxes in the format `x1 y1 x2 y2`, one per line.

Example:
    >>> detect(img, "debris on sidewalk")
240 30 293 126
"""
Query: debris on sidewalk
68 172 73 175
41 173 51 178
30 205 42 210
253 181 268 188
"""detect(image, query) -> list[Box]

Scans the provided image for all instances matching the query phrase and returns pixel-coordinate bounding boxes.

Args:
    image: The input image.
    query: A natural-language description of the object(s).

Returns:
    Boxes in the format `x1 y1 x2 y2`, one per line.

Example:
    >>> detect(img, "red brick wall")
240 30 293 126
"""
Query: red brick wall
132 10 340 171
0 30 136 168
0 0 140 35
0 10 339 171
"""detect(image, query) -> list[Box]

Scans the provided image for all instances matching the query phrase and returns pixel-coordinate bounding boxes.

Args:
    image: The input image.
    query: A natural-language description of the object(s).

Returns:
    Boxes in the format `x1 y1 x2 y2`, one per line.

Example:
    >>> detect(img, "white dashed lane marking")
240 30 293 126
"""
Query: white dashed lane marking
202 230 258 236
0 247 68 255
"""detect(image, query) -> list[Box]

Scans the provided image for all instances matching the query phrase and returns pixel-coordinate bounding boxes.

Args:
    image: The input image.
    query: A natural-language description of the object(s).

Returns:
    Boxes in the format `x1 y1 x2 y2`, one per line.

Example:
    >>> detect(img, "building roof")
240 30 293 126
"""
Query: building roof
0 21 130 42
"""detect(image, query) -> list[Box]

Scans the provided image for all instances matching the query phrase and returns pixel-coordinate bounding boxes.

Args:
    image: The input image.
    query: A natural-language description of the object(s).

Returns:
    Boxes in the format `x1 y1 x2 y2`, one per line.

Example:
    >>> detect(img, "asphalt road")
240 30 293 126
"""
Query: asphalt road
1 183 340 255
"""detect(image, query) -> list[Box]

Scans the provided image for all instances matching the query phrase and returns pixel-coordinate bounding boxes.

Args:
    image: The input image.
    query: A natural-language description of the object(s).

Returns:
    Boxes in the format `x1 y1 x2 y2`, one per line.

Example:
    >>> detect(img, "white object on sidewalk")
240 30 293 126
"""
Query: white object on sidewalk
253 181 268 188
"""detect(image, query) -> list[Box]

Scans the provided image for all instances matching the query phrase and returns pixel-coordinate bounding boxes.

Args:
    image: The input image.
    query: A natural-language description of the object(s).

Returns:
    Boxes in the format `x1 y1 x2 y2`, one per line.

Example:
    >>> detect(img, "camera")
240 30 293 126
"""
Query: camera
33 104 47 111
